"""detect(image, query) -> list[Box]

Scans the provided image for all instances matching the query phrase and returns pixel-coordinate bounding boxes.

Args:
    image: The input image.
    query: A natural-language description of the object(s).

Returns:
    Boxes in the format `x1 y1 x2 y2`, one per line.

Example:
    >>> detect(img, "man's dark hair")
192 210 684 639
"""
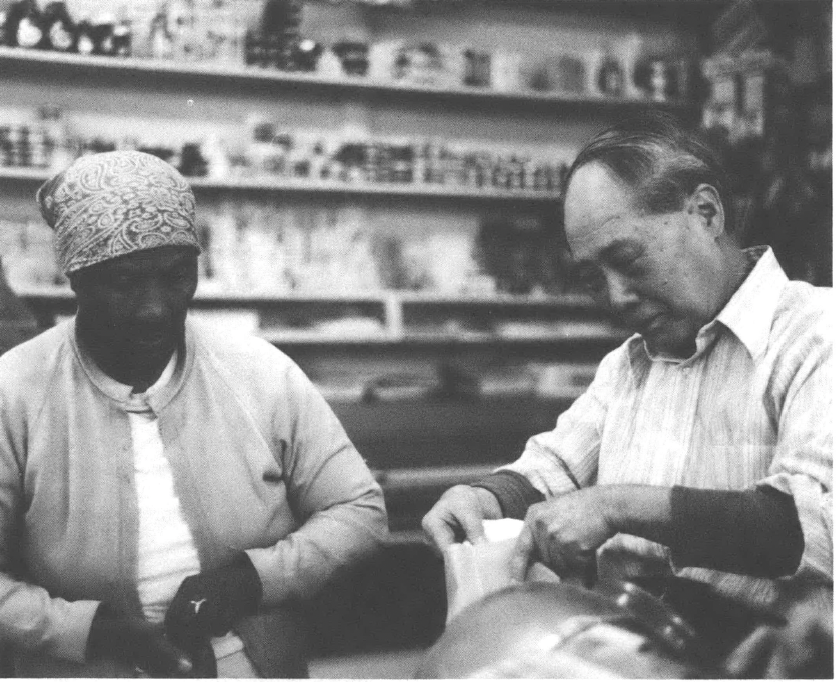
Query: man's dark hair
565 111 731 224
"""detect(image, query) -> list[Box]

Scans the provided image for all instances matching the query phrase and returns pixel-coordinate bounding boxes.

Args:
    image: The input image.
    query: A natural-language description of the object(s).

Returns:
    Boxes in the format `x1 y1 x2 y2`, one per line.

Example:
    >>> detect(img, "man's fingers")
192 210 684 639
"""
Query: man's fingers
423 487 489 551
509 525 535 582
725 626 775 678
581 554 598 589
422 513 456 553
456 504 486 545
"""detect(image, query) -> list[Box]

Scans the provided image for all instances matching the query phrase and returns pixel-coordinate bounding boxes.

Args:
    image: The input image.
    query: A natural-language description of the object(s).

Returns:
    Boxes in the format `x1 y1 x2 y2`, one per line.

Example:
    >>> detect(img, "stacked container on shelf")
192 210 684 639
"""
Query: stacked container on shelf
0 1 692 103
0 106 571 197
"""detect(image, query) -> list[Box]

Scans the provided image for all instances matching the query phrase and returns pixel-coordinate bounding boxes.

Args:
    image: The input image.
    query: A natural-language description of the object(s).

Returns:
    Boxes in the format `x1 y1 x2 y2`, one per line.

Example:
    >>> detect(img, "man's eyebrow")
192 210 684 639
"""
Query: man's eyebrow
599 239 641 260
571 238 640 268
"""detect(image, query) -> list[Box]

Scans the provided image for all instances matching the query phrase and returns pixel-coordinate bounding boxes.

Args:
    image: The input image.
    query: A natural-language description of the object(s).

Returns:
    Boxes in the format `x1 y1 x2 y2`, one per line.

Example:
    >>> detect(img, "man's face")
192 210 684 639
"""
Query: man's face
564 163 722 357
70 245 198 370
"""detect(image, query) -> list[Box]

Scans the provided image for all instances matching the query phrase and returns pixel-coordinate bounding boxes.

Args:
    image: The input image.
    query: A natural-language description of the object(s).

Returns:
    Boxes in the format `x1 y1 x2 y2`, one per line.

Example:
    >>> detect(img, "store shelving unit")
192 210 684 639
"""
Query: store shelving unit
0 0 700 533
0 166 563 201
16 285 626 346
0 45 692 111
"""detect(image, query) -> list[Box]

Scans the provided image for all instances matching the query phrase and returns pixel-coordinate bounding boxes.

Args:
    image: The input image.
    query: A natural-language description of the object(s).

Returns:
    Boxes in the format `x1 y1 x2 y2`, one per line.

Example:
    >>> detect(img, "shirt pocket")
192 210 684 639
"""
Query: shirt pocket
684 392 776 488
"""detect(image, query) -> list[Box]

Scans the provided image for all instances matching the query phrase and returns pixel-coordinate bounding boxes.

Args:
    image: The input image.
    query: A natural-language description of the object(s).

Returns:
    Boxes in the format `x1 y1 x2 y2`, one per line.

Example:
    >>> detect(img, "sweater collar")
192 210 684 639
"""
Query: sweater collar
69 318 197 413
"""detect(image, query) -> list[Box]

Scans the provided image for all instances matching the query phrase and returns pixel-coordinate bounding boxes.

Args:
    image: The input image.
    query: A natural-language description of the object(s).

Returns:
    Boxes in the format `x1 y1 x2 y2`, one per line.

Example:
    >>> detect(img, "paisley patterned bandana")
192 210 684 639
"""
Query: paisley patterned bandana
36 151 201 275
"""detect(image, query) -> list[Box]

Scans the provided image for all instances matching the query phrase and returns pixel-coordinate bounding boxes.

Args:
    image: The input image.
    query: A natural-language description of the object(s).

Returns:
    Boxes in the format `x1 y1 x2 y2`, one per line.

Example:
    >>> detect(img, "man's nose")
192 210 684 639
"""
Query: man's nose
603 270 639 311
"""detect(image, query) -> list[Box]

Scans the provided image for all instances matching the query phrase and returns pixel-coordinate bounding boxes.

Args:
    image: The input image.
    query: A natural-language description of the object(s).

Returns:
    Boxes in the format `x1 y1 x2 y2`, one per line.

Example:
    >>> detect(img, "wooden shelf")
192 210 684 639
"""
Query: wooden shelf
0 166 562 201
0 46 693 111
393 291 594 307
15 286 594 308
263 329 624 346
0 167 50 182
16 287 622 344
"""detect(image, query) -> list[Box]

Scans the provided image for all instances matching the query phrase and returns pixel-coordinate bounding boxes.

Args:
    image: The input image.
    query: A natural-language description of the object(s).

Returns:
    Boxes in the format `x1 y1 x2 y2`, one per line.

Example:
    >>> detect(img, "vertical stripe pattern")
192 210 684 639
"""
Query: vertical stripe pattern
502 248 833 607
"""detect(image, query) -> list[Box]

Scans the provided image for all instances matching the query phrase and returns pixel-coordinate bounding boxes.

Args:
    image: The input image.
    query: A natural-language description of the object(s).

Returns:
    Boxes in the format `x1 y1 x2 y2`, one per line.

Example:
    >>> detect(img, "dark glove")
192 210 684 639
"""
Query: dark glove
87 603 194 678
164 553 262 645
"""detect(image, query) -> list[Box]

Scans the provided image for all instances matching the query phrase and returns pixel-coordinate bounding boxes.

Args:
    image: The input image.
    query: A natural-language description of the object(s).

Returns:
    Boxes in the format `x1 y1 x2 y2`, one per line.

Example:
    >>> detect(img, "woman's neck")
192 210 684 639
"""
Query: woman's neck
75 323 177 392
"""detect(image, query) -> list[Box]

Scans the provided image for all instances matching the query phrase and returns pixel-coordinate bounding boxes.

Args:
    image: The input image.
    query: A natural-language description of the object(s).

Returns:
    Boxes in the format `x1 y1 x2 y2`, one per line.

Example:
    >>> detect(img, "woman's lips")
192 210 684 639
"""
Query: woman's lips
132 332 169 349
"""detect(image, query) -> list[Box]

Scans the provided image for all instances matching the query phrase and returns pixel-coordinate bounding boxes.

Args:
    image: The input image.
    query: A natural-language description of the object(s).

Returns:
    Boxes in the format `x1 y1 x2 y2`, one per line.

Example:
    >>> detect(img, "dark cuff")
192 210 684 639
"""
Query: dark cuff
231 552 263 611
472 470 545 520
670 485 804 578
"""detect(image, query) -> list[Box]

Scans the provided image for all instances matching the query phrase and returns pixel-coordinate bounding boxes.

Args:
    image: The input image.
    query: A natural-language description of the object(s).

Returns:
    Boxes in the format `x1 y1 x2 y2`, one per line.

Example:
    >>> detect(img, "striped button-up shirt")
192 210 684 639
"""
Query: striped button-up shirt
502 247 832 607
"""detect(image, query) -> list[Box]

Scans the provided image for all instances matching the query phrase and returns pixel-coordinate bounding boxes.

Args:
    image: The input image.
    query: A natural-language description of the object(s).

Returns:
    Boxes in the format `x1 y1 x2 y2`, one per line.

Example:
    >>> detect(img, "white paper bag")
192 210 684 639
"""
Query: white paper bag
443 519 559 623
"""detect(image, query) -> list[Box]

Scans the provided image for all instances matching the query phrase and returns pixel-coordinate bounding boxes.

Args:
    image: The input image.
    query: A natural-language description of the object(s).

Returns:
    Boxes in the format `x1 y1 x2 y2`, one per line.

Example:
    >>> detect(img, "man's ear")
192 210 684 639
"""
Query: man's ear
686 184 725 237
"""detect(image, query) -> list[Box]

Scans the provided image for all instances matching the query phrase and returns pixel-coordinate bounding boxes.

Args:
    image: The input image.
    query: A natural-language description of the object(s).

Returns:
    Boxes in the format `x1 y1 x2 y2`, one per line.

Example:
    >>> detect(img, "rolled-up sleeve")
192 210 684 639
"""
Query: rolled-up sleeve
498 347 622 497
758 317 833 581
246 363 387 604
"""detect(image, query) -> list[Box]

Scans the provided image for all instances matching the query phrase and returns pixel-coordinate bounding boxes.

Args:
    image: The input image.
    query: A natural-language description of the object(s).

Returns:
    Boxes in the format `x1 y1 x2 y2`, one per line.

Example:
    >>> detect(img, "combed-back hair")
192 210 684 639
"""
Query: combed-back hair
565 111 731 224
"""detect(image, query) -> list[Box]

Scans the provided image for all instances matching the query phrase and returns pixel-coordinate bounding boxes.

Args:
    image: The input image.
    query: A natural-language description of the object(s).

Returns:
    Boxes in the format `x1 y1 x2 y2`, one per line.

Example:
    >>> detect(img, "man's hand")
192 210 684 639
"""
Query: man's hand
509 487 617 586
422 485 503 553
87 604 194 678
164 553 262 645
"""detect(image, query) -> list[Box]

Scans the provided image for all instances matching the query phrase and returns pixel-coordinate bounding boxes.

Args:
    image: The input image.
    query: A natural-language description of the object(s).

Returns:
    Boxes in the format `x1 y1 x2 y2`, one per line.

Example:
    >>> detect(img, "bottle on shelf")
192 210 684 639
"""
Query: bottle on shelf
13 0 44 50
92 13 117 56
75 14 95 55
0 4 10 46
39 106 73 171
260 0 302 70
148 1 173 60
111 4 131 58
316 46 343 79
170 0 200 61
597 43 625 98
620 32 644 100
112 20 131 57
41 1 75 52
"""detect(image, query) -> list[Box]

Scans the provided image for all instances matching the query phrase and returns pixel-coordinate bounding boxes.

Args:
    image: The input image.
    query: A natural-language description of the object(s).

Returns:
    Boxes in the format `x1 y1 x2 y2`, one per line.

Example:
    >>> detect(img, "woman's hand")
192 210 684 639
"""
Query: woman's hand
164 553 262 643
87 604 194 678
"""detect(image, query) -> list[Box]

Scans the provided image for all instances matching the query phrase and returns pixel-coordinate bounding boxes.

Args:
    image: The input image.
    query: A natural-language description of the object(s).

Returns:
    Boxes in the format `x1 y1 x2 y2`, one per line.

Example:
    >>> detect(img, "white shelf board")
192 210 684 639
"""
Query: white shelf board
15 286 595 309
263 329 624 345
392 291 594 307
0 46 693 110
261 330 394 345
0 167 562 201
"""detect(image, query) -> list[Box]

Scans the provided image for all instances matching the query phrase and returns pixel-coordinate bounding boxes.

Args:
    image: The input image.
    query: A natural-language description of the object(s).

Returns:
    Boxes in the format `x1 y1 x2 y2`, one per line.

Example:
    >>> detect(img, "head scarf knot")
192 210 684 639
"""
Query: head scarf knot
36 151 201 275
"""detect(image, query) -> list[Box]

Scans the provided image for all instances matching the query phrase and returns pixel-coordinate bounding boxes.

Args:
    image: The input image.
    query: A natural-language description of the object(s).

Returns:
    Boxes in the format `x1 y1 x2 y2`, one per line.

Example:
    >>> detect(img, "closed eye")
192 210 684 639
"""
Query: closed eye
575 265 606 294
613 254 642 273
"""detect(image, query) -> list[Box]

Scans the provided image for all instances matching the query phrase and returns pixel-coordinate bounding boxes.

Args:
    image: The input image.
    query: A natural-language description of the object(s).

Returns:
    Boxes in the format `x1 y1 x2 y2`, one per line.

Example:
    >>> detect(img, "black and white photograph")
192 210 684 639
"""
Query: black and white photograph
0 0 831 677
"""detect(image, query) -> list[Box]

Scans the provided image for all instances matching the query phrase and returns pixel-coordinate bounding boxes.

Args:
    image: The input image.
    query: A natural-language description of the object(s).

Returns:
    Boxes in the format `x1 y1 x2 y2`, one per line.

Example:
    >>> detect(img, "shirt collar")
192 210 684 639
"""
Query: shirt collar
714 246 786 360
70 318 197 413
627 246 786 378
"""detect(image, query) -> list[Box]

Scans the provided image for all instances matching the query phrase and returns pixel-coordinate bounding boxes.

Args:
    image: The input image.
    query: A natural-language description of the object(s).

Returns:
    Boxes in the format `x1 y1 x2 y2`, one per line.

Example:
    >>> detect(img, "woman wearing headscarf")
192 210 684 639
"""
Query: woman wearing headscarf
0 151 387 677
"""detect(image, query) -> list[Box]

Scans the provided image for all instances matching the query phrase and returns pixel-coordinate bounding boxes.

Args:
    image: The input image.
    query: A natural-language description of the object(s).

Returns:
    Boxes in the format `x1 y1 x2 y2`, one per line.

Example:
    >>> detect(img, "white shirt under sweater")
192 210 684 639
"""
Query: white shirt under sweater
126 354 245 662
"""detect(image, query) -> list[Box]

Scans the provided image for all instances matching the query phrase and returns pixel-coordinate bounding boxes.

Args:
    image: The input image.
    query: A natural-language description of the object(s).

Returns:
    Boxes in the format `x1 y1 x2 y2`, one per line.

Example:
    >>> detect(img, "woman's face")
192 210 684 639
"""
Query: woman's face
70 245 198 376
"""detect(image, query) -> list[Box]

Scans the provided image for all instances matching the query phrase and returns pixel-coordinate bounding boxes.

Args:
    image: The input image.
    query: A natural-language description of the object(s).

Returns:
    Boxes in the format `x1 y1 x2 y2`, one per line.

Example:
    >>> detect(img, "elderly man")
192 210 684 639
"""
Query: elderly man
423 114 832 647
0 151 387 677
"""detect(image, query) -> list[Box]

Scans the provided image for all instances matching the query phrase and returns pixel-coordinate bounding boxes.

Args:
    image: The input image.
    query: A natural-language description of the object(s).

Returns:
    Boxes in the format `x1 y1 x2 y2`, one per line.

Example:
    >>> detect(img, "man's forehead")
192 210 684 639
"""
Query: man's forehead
565 167 636 225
